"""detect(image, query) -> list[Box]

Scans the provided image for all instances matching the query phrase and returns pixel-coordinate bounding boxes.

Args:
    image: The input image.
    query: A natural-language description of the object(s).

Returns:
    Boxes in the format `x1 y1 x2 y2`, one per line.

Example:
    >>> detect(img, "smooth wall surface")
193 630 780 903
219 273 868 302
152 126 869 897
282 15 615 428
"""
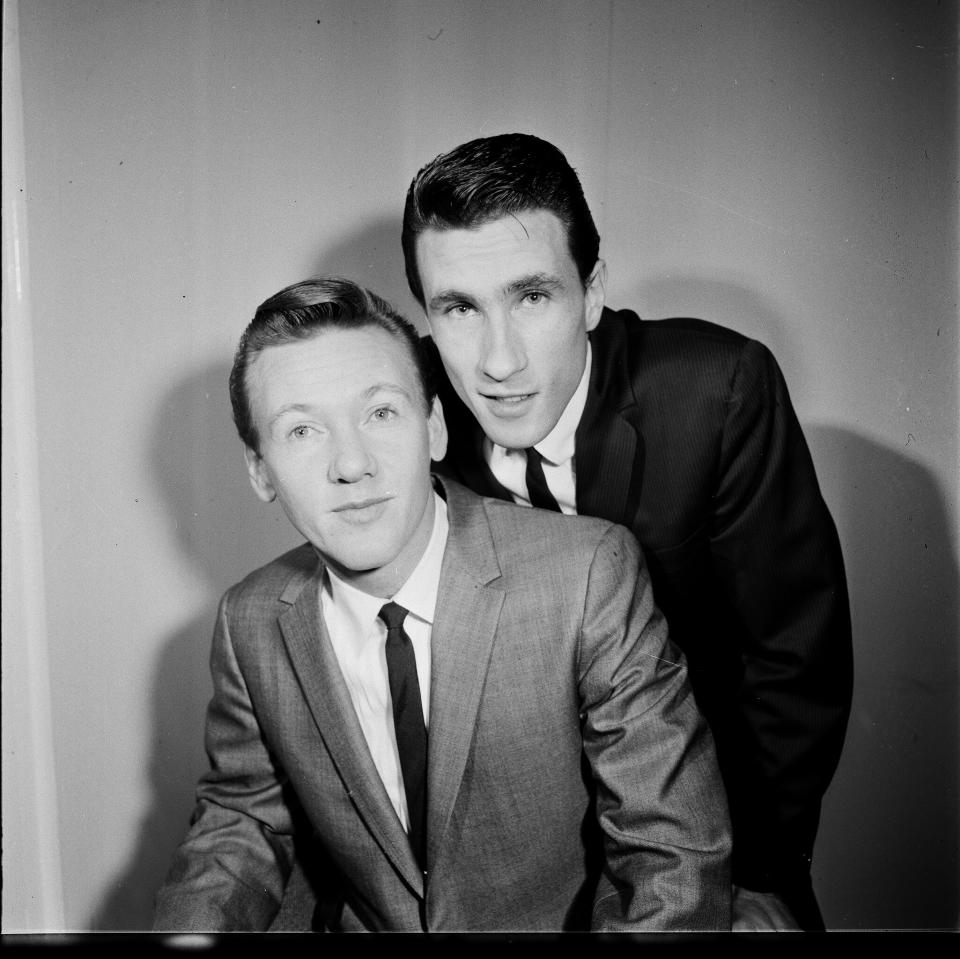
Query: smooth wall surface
7 0 957 931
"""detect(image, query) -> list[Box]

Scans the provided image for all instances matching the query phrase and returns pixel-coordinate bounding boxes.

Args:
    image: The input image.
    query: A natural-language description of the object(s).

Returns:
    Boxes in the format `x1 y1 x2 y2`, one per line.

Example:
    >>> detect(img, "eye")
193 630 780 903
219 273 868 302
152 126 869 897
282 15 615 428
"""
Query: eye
522 290 547 305
446 302 476 318
369 406 397 423
290 424 314 439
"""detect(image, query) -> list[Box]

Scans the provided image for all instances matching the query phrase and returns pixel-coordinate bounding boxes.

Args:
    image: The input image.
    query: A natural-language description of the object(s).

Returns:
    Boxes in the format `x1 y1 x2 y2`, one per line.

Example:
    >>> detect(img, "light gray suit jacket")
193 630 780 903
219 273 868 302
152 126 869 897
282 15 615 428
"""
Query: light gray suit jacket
153 477 731 931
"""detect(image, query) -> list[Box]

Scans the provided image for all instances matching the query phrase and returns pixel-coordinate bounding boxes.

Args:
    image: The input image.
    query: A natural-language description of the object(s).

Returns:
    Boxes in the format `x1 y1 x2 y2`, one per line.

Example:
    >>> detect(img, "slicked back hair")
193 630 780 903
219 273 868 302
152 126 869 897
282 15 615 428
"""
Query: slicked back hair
229 275 435 454
402 133 600 306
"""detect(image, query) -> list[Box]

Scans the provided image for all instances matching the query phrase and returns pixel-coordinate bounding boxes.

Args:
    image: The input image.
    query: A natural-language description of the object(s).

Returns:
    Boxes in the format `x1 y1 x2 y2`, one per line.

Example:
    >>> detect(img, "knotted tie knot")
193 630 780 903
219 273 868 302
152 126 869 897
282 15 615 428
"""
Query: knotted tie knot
379 600 408 635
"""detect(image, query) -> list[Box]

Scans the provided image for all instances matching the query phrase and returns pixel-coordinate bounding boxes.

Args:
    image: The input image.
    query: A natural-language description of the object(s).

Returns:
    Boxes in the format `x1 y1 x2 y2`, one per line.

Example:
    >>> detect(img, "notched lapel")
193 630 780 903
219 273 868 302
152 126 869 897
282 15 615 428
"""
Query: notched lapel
577 314 646 527
277 570 425 896
427 481 505 867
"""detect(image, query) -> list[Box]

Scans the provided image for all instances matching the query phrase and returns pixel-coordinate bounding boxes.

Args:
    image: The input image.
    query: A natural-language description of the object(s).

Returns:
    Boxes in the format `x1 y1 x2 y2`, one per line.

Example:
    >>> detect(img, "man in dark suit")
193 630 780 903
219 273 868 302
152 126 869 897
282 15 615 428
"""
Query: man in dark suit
153 276 731 932
401 133 853 931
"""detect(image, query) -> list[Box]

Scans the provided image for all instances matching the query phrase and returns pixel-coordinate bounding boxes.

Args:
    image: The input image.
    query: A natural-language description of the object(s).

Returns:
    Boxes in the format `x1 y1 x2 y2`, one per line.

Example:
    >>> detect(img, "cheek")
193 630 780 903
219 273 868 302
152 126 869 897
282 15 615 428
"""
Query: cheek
379 431 432 478
540 318 586 369
531 337 568 380
434 330 475 378
277 485 323 526
272 463 328 512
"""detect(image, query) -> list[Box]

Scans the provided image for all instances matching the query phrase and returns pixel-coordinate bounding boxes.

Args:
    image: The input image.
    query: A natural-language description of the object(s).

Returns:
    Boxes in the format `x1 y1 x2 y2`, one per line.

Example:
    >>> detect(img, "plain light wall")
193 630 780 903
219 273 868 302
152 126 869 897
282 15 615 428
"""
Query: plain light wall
7 0 957 931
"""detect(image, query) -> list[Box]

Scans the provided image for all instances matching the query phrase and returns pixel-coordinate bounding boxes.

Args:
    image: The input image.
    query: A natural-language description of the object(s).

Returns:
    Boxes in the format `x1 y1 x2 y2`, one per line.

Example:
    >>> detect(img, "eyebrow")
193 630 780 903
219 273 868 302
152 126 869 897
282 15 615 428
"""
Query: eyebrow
505 272 564 296
361 382 414 402
427 272 565 313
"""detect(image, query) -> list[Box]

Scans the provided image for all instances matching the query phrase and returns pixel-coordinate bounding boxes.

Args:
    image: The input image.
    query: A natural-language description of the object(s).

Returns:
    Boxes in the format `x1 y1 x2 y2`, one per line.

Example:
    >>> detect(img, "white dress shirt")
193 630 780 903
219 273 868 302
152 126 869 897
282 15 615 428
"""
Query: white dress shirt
321 493 449 830
485 342 592 515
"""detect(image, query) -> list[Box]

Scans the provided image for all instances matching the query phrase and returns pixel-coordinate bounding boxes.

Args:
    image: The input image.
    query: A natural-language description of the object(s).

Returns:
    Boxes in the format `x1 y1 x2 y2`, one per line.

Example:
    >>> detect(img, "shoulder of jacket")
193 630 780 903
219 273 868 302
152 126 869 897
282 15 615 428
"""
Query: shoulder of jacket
484 496 626 555
597 308 775 389
606 307 750 350
224 542 319 607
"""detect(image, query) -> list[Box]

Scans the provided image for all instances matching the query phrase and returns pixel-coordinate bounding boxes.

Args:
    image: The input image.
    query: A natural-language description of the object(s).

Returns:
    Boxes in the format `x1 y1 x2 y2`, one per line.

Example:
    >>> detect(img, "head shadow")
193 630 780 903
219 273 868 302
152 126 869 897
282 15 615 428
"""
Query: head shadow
309 213 426 334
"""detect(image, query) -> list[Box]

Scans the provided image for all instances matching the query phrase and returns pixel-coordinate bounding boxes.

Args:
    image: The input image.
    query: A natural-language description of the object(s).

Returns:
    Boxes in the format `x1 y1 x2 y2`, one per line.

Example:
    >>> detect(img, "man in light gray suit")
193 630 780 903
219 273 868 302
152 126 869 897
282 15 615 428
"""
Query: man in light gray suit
153 275 731 932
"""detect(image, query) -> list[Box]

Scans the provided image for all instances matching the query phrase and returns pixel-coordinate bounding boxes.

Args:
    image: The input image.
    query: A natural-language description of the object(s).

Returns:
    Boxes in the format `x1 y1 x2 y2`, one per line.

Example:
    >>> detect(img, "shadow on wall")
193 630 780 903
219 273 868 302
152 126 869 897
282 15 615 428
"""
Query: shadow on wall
807 426 959 931
309 214 426 333
90 611 215 930
91 363 301 930
147 361 301 588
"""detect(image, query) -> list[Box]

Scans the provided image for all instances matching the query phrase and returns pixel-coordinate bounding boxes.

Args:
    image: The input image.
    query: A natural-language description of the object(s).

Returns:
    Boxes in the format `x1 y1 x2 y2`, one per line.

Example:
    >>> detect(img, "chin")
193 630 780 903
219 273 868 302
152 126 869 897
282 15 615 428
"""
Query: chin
486 424 546 451
349 549 397 573
323 542 394 576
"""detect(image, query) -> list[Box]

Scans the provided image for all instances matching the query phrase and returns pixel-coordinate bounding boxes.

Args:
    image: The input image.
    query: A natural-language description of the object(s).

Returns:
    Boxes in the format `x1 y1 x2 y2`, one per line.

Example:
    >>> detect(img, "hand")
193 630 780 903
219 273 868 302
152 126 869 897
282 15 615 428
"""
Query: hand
732 885 802 932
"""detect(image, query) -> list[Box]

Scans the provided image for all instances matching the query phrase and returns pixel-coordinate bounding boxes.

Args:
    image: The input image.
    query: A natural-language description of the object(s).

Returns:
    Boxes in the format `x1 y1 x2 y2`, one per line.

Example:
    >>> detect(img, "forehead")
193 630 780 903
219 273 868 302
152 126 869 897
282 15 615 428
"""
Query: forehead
246 326 420 416
416 210 576 290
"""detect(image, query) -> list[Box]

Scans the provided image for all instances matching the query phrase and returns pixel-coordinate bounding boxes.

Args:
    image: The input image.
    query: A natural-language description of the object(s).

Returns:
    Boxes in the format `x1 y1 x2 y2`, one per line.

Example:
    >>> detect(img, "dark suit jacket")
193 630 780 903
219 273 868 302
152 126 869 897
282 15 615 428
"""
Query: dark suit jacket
154 477 731 932
430 307 853 922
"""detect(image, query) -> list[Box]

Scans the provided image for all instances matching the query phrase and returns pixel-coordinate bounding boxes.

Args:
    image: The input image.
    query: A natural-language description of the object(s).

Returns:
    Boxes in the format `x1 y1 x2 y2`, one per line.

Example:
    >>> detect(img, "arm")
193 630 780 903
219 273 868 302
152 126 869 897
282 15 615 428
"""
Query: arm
579 524 732 931
152 592 298 931
712 340 852 915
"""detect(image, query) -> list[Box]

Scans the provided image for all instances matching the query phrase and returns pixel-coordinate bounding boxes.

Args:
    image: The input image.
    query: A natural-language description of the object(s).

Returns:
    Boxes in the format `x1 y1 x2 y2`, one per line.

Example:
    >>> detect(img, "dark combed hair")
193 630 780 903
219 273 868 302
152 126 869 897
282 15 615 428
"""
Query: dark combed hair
229 275 435 453
401 132 601 305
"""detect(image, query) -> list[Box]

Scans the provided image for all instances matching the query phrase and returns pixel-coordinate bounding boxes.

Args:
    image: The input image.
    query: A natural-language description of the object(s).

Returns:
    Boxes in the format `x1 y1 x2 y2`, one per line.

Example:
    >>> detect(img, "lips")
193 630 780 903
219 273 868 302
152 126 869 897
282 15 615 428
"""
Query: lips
484 393 532 403
332 495 391 515
480 392 536 417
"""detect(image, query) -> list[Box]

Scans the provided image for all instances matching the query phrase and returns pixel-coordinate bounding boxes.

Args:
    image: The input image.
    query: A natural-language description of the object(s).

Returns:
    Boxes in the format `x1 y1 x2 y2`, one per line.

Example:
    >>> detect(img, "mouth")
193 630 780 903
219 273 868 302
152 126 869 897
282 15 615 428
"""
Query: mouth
480 393 536 408
332 495 392 516
480 392 535 413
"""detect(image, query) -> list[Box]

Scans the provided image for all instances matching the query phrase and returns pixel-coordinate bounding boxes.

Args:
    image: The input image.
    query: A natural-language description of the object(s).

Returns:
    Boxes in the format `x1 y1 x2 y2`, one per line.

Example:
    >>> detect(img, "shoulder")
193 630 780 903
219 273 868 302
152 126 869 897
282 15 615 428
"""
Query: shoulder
598 306 758 370
486 494 619 545
440 475 639 573
222 542 320 615
593 307 782 404
480 497 646 620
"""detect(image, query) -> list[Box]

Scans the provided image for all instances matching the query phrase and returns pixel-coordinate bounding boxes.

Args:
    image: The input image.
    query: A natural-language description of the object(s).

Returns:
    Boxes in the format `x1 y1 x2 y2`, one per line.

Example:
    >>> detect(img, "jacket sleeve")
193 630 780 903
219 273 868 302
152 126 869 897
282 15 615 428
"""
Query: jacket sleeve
579 524 732 931
152 591 298 931
710 339 853 895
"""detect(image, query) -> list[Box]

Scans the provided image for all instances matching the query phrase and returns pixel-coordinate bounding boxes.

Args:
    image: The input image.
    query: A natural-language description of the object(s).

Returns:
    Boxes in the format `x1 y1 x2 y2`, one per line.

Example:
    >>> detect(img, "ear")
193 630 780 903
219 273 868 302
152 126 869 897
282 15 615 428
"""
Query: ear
427 396 448 463
583 259 607 332
243 445 277 503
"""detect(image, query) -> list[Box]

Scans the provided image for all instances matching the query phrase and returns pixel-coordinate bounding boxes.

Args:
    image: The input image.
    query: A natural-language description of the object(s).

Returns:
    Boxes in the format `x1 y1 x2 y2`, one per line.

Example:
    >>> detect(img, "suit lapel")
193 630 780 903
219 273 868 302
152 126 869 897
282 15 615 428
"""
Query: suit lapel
576 310 646 528
426 480 504 867
277 567 425 896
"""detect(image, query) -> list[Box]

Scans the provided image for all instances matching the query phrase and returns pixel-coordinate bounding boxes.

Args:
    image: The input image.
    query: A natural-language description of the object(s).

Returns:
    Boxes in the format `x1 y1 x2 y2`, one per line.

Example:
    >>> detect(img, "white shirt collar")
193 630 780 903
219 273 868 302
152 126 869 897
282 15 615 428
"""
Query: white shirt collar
392 492 448 625
324 491 449 631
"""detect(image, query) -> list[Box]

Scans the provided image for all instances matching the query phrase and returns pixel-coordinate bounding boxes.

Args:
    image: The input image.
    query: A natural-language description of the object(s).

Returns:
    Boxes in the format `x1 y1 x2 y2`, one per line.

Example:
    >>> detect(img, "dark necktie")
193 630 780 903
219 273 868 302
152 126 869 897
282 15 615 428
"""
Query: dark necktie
524 446 562 512
379 601 427 868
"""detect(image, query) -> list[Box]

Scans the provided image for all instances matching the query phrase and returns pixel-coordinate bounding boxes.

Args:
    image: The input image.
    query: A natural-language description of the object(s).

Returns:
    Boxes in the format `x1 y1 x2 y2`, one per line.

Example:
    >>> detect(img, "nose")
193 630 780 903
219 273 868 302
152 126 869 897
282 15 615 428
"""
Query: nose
479 312 527 382
328 426 376 483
